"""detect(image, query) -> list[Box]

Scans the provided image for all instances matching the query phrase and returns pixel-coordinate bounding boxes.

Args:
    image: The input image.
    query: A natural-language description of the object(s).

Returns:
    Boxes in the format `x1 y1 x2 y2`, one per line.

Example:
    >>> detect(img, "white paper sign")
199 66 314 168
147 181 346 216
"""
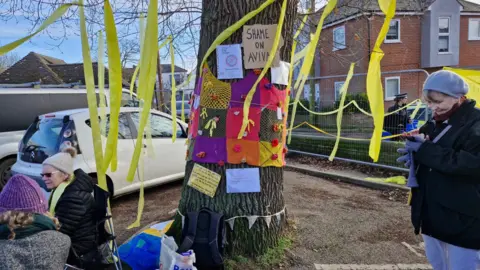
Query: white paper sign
226 168 261 193
271 61 290 86
216 44 244 79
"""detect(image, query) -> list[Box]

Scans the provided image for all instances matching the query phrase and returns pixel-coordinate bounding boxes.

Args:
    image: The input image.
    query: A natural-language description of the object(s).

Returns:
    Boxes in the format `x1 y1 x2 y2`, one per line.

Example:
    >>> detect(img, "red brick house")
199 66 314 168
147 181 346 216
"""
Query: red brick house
315 0 480 109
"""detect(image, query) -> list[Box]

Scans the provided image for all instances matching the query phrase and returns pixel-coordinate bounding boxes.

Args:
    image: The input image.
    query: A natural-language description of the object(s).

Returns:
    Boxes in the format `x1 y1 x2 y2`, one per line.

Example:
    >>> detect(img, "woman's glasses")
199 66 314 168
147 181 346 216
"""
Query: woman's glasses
41 171 60 178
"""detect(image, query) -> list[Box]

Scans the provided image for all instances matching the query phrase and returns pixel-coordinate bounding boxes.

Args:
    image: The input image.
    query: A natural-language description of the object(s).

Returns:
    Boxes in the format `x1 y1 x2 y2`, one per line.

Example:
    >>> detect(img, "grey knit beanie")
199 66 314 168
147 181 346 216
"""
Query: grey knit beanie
423 70 469 98
42 147 77 175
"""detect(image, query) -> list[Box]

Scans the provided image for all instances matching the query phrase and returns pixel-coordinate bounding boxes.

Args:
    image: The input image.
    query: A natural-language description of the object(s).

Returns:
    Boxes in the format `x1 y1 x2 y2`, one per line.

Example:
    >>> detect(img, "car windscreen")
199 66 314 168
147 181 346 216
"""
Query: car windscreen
19 118 64 164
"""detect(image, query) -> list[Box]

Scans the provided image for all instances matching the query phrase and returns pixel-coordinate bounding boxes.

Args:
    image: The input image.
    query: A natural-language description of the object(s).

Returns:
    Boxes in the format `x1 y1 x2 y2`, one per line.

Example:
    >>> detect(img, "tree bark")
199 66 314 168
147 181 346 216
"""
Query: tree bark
172 0 298 257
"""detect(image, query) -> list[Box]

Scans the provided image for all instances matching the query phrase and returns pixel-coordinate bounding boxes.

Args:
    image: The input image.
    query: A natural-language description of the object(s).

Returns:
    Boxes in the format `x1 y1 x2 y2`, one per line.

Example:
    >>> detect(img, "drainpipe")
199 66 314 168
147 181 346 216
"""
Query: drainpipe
367 12 372 62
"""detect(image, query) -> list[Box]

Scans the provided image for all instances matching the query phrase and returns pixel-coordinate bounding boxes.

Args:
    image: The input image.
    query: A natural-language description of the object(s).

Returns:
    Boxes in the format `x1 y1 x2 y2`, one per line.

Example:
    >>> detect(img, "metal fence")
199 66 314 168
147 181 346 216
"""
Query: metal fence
288 69 430 172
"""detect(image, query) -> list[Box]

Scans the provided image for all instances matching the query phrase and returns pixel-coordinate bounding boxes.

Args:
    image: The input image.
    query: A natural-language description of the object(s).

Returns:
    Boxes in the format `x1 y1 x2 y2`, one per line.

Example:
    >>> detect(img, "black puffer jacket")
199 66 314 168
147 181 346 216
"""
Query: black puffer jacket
412 99 480 249
55 169 97 259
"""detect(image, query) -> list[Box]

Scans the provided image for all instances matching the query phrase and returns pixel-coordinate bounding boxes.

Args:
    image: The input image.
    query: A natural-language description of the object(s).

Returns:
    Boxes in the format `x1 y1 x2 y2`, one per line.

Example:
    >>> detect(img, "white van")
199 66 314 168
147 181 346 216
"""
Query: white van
0 87 139 188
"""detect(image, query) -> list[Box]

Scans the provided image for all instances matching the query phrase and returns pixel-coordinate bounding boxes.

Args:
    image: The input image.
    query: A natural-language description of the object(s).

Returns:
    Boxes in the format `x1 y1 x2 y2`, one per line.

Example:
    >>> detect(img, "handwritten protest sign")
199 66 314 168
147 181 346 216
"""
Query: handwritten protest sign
187 164 221 198
242 24 283 69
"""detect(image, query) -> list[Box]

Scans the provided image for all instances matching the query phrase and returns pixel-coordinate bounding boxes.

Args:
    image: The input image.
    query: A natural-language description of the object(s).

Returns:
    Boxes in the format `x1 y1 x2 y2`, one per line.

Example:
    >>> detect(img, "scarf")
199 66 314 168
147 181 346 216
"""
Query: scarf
433 97 466 124
0 214 57 240
49 181 70 215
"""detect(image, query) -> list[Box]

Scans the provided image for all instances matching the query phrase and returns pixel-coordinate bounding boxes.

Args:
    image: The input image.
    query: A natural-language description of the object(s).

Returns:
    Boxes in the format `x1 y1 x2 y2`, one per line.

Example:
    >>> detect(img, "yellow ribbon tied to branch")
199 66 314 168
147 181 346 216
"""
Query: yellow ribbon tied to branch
0 3 78 56
102 0 123 173
126 0 159 229
329 63 355 161
366 0 396 162
288 0 337 144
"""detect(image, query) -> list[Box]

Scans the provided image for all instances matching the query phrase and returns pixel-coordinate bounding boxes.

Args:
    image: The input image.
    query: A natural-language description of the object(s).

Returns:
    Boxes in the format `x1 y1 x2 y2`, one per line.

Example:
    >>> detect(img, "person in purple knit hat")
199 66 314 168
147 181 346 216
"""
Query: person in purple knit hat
0 174 71 269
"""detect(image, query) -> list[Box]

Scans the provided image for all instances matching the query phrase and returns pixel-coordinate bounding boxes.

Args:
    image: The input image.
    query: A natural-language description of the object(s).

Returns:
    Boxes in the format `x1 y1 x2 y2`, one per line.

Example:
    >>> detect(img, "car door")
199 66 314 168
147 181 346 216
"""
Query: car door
130 112 187 185
97 112 139 192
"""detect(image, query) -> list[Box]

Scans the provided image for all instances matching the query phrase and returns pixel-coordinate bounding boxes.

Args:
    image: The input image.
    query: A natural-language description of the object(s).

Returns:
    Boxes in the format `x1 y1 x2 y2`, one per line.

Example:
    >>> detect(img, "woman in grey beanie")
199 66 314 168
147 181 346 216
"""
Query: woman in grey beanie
42 147 100 268
397 70 480 269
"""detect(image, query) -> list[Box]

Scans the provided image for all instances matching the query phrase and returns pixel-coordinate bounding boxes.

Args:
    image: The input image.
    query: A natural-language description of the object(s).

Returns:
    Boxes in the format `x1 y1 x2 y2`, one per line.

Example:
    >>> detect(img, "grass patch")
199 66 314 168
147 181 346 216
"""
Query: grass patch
225 220 297 270
256 236 292 267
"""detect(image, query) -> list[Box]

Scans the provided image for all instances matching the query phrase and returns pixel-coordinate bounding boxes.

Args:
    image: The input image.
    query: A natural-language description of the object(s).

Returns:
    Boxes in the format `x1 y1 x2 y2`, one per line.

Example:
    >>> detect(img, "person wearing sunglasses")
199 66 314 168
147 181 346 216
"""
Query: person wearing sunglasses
42 147 99 268
397 70 480 269
0 174 71 269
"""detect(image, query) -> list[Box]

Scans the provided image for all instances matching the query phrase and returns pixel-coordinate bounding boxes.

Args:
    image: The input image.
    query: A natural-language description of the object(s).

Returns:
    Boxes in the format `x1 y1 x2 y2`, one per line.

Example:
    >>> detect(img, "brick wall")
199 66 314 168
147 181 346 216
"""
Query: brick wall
318 15 425 110
459 15 480 68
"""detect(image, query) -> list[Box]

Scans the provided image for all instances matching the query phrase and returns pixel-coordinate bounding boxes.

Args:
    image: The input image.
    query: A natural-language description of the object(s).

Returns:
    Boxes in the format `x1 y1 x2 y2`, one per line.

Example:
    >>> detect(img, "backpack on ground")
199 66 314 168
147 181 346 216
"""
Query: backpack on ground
178 208 225 270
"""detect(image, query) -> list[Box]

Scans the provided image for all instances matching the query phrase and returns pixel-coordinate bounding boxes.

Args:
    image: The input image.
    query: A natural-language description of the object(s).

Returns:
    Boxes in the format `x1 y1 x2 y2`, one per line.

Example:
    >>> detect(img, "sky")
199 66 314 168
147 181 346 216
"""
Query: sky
1 0 480 70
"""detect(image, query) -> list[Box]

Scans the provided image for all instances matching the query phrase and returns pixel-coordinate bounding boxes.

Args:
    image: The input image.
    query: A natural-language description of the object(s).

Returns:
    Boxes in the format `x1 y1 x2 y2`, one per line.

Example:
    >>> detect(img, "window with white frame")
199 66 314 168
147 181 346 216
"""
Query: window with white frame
333 26 346 51
468 18 480 41
334 81 345 101
385 77 400 100
438 17 450 53
385 19 400 43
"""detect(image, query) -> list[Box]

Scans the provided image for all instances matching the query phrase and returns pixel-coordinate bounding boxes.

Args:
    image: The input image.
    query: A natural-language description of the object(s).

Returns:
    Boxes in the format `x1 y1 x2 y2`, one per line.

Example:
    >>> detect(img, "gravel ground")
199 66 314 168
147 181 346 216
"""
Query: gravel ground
283 170 426 269
108 165 426 269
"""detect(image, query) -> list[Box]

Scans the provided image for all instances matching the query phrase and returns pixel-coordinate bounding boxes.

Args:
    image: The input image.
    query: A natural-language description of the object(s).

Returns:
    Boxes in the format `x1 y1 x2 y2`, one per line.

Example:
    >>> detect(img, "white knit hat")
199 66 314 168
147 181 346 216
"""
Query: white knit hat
42 147 77 175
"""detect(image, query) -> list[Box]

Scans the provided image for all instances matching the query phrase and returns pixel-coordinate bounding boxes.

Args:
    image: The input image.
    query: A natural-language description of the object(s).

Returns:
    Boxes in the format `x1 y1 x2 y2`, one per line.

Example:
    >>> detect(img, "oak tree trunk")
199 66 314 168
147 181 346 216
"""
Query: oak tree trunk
170 0 298 257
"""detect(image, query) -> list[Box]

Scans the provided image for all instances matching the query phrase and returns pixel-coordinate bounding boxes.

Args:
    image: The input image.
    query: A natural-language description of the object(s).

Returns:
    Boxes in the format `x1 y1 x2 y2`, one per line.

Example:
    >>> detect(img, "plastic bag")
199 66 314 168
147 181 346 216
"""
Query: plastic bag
159 236 197 270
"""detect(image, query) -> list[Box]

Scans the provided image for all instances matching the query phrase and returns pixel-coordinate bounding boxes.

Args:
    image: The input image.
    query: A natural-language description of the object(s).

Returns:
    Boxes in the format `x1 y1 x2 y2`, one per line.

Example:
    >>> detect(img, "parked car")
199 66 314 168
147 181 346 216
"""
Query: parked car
166 101 191 122
11 107 187 197
0 88 139 188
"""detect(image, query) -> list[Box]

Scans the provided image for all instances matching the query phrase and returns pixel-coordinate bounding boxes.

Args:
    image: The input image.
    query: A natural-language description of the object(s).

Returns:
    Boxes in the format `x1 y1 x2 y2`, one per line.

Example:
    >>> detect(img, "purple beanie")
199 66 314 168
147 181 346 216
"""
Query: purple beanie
0 174 48 214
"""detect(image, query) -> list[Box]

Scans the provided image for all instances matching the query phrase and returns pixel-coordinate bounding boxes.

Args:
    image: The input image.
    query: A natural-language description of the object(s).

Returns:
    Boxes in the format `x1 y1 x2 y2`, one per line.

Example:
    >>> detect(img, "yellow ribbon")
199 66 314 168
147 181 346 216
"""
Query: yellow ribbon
127 0 159 229
130 13 145 97
330 63 355 161
238 0 288 139
296 97 421 117
79 0 107 192
181 91 186 123
366 0 396 162
0 3 78 56
98 32 108 134
200 108 208 119
288 0 337 144
102 0 123 173
205 119 217 137
444 67 480 108
285 12 308 144
170 38 177 142
247 119 255 132
289 121 406 141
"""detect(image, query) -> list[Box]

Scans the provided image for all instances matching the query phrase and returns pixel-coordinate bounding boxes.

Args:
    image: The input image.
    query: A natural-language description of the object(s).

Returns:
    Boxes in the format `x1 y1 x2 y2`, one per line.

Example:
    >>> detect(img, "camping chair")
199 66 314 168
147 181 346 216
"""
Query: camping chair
64 184 122 270
94 184 123 270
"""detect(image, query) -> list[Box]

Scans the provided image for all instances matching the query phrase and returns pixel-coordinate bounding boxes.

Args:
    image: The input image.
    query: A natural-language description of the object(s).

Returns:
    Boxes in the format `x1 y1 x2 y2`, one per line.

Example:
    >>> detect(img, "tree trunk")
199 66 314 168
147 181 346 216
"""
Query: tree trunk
171 0 298 257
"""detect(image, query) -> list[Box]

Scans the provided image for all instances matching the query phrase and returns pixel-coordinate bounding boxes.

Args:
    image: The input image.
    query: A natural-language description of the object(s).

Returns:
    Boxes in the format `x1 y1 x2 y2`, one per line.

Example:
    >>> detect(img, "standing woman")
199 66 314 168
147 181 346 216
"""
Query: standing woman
0 174 71 269
398 70 480 269
42 147 99 268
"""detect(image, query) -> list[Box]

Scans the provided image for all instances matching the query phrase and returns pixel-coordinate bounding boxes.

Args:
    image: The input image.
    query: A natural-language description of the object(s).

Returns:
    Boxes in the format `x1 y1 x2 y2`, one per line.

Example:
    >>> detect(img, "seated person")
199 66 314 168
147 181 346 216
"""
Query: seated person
42 147 100 268
0 174 71 270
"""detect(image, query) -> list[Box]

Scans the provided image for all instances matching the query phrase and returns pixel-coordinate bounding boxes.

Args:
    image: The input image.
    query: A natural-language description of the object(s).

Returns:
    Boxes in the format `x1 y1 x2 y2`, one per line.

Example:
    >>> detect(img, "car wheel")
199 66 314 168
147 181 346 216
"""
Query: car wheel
0 158 16 190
